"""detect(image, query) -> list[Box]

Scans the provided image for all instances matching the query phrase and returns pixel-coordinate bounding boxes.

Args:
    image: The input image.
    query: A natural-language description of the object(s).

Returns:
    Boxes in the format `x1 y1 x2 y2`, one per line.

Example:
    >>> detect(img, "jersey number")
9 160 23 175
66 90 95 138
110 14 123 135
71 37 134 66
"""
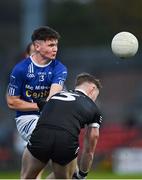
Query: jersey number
51 92 79 101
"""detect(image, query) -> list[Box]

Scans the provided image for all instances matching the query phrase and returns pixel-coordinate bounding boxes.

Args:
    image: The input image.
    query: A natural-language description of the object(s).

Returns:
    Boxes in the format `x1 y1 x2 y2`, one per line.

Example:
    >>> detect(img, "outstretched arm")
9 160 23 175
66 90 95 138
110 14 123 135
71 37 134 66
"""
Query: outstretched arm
46 83 63 101
80 127 99 172
73 127 99 179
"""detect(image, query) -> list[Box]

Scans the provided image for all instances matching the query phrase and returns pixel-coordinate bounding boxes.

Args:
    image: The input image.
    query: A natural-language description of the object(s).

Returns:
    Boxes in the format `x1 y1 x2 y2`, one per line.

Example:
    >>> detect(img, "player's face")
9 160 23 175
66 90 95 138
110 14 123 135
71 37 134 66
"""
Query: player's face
35 39 58 60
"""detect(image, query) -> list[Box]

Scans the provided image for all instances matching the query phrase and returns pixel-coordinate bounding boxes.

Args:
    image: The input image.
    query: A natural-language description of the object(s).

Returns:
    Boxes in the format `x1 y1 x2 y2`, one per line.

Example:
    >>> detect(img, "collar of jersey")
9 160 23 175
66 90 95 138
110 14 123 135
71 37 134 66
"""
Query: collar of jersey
75 88 87 96
30 56 52 67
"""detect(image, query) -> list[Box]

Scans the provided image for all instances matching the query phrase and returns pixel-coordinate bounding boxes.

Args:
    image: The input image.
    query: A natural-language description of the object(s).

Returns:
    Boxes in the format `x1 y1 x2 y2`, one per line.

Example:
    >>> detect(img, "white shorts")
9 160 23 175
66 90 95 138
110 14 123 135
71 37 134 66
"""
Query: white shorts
15 115 39 142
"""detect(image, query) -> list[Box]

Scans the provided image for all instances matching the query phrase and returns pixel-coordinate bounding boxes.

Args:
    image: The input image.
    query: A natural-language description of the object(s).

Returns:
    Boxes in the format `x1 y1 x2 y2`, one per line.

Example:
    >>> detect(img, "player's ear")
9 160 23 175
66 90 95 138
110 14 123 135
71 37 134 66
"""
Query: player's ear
90 85 96 94
88 85 94 97
34 41 40 51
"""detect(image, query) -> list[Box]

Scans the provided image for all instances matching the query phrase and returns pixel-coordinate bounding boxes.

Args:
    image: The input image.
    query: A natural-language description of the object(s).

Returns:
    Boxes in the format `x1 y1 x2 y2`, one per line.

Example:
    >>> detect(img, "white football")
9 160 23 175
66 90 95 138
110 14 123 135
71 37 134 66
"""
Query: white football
111 31 139 58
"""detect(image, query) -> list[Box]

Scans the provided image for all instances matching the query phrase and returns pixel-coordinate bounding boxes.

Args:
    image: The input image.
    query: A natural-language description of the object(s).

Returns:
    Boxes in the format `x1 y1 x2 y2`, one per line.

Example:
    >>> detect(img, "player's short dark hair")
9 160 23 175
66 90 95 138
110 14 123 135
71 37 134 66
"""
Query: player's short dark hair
75 73 102 90
31 26 60 42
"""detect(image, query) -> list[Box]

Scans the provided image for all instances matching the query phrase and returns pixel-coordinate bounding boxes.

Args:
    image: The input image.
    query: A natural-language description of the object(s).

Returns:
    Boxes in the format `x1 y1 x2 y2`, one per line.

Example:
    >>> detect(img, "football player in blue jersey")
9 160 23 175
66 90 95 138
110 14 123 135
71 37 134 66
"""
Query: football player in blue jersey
6 26 67 143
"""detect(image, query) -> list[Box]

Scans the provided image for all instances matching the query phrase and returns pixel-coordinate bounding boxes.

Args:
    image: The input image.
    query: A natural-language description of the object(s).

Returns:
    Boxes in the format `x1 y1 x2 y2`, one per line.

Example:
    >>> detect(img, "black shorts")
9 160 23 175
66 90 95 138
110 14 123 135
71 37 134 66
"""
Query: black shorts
27 127 79 165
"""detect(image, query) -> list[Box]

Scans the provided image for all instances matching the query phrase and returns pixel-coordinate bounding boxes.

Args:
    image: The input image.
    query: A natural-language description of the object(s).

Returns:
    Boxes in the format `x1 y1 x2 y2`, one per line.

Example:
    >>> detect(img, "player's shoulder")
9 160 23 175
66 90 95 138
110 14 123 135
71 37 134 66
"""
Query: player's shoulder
51 59 67 69
85 95 101 112
92 103 102 121
12 57 31 72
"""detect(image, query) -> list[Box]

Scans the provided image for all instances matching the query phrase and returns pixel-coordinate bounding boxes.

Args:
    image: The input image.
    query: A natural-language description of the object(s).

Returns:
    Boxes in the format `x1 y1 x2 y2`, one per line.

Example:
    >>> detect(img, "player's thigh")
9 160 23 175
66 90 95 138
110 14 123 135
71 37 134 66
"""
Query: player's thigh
52 157 77 179
21 147 46 179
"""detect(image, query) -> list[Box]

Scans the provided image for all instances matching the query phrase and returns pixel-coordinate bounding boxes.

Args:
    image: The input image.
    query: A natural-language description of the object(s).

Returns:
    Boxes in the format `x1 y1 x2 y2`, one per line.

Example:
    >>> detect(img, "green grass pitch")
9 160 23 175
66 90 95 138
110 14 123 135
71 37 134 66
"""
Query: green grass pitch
0 170 142 179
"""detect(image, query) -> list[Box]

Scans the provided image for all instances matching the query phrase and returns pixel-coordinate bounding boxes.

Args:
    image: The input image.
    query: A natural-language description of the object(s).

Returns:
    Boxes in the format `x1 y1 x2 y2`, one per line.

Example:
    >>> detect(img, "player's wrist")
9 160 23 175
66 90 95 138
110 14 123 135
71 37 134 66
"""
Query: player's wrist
78 169 88 178
72 169 88 179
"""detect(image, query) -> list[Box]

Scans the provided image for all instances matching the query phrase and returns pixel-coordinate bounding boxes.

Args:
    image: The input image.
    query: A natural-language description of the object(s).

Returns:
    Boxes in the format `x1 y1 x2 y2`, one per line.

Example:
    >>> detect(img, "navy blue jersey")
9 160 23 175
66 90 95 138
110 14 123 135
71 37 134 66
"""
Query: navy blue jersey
35 90 102 138
7 57 67 117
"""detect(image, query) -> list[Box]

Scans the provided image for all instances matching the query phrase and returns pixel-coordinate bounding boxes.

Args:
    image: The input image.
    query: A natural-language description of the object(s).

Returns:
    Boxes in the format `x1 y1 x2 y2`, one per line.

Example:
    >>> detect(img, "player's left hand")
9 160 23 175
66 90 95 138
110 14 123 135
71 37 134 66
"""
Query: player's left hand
36 99 47 111
72 170 87 179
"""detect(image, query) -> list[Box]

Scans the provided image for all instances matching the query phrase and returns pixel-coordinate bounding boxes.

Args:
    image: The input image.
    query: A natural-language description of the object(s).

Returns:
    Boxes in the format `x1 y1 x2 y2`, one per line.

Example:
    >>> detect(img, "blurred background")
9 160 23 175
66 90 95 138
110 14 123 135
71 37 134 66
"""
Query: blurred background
0 0 142 178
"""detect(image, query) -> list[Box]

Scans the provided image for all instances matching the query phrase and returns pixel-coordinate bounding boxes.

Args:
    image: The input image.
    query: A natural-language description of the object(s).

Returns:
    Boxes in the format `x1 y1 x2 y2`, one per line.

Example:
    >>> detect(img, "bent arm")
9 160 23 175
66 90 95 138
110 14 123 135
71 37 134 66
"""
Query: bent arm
31 84 64 111
6 95 39 111
80 127 99 172
46 83 63 101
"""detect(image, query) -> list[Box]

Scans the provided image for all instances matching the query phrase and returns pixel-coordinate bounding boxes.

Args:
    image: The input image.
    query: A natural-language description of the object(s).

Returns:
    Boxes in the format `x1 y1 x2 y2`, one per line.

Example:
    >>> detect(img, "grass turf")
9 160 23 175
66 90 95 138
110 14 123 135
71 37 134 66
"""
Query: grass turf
0 170 142 179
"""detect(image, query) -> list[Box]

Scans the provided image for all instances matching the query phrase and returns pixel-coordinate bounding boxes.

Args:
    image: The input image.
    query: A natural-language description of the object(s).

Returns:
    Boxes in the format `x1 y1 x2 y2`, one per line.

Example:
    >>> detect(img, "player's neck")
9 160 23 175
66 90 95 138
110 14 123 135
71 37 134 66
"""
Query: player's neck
31 54 52 65
75 88 87 96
